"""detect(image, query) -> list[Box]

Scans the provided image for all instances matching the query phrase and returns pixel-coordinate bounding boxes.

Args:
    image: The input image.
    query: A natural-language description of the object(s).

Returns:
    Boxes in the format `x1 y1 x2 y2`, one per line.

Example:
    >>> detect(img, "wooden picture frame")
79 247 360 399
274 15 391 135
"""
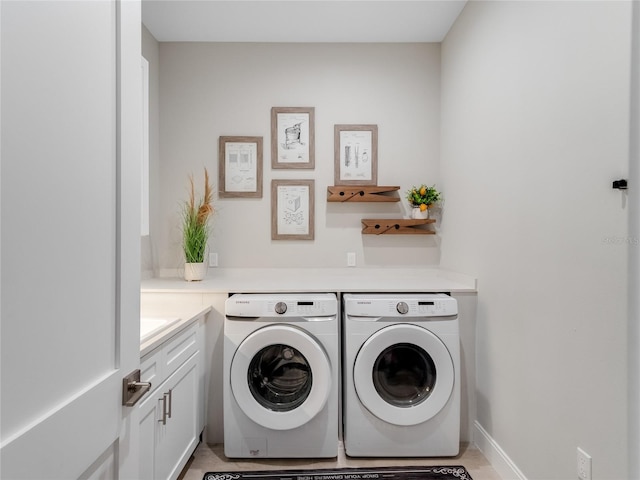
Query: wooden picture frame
219 136 263 198
271 179 315 240
334 124 378 186
271 107 315 169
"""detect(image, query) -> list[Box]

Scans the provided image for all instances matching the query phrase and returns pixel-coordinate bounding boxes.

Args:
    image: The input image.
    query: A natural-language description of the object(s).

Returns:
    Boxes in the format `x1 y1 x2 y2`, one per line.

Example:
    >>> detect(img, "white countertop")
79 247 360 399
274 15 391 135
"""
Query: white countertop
139 303 211 357
141 267 477 293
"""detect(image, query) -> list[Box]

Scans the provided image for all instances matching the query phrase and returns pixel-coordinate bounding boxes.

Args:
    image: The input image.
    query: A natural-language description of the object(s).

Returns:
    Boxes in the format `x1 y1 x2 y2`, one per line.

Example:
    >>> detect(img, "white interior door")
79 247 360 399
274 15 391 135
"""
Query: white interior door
0 1 142 478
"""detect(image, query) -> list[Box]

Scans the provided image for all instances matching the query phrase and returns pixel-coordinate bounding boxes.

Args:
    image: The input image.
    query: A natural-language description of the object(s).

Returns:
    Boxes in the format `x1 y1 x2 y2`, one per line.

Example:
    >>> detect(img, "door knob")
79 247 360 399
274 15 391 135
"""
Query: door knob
122 369 152 407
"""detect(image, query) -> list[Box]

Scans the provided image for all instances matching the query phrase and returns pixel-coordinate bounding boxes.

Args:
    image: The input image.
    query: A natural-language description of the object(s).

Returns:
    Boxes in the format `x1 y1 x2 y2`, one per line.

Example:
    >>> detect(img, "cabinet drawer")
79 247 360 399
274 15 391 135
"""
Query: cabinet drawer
140 346 163 392
140 318 202 401
162 321 199 377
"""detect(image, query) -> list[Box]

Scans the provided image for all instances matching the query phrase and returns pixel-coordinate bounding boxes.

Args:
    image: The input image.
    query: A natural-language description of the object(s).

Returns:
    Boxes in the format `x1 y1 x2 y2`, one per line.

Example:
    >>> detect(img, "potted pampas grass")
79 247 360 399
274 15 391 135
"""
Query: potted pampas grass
182 168 214 281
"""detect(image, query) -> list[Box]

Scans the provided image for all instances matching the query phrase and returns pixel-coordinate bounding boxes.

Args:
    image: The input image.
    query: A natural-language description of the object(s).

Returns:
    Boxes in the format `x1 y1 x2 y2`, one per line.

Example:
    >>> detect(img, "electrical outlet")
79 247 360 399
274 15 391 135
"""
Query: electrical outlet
577 447 592 480
209 252 218 267
347 252 356 267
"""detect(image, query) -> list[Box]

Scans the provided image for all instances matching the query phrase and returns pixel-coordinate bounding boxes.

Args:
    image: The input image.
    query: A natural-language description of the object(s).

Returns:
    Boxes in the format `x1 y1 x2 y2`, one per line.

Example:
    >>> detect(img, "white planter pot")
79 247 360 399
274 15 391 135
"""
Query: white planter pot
411 206 429 219
184 262 207 281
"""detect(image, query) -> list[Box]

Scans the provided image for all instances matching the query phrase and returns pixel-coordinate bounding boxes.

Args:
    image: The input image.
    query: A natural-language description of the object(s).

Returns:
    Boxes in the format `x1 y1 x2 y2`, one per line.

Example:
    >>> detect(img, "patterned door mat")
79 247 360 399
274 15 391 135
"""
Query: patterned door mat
204 466 472 480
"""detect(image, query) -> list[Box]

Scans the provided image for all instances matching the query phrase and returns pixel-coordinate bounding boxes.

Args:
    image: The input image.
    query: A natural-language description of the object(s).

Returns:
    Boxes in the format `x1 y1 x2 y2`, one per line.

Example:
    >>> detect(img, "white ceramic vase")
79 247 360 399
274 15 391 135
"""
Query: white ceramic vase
184 262 207 281
411 206 429 219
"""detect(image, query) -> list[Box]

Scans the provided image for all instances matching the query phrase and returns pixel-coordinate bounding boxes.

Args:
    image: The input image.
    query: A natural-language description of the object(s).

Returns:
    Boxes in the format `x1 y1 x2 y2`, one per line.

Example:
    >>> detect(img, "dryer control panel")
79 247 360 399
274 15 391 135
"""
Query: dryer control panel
226 293 338 317
343 293 457 317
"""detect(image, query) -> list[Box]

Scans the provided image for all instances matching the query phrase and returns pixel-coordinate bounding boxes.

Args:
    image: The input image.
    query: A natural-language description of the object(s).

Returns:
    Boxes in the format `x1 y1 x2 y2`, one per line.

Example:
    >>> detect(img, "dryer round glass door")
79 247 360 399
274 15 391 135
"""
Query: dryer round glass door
248 344 312 412
231 324 332 430
353 324 454 426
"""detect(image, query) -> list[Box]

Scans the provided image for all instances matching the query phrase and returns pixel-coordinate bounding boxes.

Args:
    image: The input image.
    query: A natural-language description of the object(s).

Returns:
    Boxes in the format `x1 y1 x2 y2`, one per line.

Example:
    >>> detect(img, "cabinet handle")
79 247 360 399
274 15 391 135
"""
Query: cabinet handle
167 389 173 419
158 394 168 425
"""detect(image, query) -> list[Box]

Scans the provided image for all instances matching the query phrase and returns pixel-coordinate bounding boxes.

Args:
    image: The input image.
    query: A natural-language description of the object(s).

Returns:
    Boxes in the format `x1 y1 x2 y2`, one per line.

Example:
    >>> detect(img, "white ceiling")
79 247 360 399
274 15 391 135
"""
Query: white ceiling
142 0 467 43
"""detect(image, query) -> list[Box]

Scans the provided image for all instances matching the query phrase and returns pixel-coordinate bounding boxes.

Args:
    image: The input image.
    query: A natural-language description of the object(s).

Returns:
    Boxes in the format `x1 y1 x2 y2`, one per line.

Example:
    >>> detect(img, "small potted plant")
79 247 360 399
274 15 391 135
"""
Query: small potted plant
406 184 440 219
182 168 214 281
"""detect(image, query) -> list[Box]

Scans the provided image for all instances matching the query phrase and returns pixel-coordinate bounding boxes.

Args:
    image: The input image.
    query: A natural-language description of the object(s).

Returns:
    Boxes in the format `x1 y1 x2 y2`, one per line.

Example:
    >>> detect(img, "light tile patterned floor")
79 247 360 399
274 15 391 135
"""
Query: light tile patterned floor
179 442 502 480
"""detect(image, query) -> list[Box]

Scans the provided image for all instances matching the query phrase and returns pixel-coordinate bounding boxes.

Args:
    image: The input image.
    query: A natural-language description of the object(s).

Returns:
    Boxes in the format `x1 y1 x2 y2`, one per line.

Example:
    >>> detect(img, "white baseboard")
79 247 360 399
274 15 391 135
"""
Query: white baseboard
473 421 528 480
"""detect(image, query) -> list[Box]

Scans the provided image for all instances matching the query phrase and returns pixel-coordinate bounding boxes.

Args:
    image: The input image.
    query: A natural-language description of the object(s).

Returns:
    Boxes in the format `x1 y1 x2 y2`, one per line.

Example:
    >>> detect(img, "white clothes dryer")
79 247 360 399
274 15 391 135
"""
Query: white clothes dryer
224 293 339 458
342 293 460 457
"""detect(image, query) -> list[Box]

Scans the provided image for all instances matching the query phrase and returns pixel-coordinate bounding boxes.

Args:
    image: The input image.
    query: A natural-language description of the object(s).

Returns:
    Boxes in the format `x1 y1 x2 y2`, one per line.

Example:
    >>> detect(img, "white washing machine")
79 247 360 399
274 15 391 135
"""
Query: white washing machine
342 293 460 457
224 293 339 458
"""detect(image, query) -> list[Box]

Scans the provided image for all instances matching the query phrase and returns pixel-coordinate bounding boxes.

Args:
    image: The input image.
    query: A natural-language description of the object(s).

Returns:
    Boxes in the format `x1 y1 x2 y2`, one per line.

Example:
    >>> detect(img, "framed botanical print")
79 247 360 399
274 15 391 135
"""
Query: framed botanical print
219 136 263 198
271 179 315 240
334 124 378 186
271 107 315 169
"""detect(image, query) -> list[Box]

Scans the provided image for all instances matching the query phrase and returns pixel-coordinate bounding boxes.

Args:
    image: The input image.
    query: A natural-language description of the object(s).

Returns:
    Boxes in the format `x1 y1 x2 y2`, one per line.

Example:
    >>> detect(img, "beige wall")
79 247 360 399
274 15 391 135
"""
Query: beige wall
440 2 631 479
629 3 640 474
143 4 635 475
142 25 160 278
147 42 442 272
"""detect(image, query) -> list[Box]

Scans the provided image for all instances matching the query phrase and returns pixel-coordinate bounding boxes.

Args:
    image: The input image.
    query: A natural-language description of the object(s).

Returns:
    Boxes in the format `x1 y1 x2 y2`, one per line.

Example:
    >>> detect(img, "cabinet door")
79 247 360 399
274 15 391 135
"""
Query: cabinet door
138 388 160 480
196 318 206 434
156 353 200 480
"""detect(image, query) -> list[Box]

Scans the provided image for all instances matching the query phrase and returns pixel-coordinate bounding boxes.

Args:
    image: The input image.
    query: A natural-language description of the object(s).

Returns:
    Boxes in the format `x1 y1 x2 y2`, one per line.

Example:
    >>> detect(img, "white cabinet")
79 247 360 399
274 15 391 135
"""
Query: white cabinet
138 317 204 480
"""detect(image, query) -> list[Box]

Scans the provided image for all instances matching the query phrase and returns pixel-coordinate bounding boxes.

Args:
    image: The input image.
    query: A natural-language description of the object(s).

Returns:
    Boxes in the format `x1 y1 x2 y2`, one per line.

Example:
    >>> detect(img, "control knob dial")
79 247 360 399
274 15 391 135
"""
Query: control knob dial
396 302 409 314
275 302 287 314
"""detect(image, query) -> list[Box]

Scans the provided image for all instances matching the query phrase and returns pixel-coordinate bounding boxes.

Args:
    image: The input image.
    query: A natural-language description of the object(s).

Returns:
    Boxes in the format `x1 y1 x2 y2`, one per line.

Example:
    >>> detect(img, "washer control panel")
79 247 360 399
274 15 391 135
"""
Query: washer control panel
226 293 338 317
344 293 457 318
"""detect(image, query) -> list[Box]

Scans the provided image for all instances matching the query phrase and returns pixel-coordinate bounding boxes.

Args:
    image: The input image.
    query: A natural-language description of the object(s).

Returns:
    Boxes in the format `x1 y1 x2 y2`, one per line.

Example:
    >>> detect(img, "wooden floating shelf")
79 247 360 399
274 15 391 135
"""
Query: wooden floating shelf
361 218 436 235
327 185 400 202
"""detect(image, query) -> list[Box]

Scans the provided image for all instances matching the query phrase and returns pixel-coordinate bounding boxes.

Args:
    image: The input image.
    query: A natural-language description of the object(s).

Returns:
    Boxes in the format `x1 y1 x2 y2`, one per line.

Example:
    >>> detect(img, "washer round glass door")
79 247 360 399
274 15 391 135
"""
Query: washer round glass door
231 324 332 430
353 324 454 426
